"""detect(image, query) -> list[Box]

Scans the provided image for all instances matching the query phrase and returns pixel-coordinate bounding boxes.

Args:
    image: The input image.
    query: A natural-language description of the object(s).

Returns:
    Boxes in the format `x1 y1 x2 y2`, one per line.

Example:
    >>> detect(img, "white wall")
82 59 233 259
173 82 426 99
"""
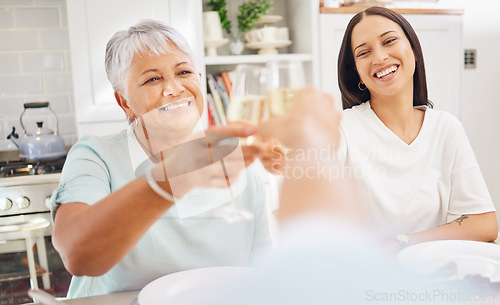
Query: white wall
427 0 500 221
0 0 77 151
459 0 500 222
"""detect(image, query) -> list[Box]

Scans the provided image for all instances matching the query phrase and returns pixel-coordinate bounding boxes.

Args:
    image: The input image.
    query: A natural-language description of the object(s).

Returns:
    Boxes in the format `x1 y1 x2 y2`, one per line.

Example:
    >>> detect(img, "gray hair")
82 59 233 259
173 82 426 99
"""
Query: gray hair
105 19 196 97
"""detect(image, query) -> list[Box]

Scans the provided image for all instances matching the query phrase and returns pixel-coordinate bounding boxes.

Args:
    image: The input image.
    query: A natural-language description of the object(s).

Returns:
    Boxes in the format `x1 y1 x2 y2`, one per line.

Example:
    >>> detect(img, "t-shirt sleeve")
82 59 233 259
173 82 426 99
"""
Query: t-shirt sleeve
447 117 495 216
50 136 112 220
336 126 348 166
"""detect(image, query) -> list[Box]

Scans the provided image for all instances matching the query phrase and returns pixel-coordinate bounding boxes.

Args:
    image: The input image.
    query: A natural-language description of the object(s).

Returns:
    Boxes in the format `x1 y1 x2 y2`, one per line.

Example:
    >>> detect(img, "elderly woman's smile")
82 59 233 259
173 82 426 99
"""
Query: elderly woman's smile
123 43 203 119
117 42 204 142
159 97 194 113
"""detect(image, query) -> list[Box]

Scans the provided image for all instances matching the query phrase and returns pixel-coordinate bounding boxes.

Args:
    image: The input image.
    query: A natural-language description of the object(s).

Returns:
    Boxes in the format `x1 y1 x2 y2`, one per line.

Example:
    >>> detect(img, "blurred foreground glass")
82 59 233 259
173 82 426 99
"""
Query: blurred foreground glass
131 99 253 224
226 64 269 145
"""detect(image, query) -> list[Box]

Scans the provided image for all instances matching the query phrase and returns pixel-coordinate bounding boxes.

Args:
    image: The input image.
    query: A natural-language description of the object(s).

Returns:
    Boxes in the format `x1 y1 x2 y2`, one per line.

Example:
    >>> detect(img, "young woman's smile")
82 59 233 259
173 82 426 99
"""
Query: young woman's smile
373 64 399 81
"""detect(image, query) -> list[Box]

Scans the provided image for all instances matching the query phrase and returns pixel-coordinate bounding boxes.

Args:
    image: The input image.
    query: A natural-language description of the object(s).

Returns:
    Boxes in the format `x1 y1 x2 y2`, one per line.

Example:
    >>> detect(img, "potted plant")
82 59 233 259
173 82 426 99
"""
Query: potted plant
229 0 273 55
207 0 232 35
206 0 274 55
237 0 274 34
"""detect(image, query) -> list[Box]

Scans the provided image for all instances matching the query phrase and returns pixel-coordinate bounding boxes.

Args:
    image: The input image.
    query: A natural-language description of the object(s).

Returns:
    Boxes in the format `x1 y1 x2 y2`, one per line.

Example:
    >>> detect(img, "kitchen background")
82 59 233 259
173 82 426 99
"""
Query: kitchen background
0 0 499 302
0 0 77 153
1 0 496 217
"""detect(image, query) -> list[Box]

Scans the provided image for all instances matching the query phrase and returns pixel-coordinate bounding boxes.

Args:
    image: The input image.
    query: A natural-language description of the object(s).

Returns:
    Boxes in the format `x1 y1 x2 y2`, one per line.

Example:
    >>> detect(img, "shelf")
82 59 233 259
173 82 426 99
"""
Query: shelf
320 7 464 15
204 53 314 66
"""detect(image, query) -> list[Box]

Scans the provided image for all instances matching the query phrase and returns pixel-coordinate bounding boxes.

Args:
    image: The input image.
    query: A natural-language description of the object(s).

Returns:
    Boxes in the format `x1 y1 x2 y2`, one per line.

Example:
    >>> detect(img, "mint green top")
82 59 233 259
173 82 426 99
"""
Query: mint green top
51 129 271 298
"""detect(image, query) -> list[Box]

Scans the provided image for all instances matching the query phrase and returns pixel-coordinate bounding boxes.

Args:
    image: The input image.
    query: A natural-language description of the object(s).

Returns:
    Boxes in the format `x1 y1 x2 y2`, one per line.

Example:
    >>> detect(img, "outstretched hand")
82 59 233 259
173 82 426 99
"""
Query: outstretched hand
208 122 286 175
148 123 257 199
257 87 342 151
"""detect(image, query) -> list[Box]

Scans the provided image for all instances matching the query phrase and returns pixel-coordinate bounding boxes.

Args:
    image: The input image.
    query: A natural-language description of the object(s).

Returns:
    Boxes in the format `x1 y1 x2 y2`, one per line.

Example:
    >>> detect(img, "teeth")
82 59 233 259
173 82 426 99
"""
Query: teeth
376 65 397 78
162 101 190 111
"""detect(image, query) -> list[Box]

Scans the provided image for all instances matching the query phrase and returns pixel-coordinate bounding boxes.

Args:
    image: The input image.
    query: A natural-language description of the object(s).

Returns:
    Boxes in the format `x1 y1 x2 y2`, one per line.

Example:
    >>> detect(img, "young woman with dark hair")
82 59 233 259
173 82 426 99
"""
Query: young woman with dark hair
336 7 497 250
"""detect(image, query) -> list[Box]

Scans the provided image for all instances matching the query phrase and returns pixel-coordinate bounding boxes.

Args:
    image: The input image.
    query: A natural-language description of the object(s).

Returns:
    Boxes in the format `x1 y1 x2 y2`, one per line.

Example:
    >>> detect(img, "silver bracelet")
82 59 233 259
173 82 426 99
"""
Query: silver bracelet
145 166 175 202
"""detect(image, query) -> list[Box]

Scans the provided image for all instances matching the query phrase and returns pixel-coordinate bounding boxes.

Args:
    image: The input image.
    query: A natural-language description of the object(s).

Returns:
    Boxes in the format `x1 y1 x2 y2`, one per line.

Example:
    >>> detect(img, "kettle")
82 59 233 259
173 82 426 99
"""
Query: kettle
7 102 67 161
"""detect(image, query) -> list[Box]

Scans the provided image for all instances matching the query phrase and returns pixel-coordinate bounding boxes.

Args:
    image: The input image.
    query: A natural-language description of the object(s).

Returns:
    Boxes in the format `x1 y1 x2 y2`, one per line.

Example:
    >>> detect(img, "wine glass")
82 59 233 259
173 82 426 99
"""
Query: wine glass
212 65 270 223
215 64 272 222
214 61 306 223
264 60 306 153
226 64 269 145
265 59 306 118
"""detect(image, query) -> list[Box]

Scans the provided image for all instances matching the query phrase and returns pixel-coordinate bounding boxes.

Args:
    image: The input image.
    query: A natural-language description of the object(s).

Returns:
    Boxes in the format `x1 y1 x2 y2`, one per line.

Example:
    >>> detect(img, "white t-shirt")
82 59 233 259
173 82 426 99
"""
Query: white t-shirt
337 101 495 236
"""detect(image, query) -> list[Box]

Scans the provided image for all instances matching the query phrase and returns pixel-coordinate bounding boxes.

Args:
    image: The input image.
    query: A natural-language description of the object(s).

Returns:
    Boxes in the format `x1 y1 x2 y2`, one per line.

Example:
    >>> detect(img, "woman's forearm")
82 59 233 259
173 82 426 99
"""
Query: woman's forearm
407 211 498 245
52 178 174 276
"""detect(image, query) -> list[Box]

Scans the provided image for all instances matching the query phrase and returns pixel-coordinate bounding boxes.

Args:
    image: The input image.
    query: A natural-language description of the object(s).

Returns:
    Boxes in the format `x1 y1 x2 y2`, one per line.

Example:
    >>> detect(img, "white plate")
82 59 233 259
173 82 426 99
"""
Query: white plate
138 266 252 305
253 15 282 26
397 240 500 281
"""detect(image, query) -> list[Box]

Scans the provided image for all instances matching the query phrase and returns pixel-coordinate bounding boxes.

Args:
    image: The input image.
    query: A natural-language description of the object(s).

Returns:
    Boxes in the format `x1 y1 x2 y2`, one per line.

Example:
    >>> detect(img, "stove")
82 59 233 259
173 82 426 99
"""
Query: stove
0 158 65 179
0 157 65 219
0 157 70 303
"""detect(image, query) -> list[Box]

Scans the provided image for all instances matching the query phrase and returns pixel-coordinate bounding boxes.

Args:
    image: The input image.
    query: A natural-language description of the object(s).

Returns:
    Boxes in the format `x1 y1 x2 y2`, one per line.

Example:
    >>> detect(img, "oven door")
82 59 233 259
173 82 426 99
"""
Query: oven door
0 213 71 304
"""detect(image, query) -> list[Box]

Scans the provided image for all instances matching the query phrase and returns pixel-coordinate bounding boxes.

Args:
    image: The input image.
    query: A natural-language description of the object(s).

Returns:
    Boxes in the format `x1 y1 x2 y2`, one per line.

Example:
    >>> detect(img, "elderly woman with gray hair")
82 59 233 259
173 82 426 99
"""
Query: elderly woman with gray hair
51 20 275 298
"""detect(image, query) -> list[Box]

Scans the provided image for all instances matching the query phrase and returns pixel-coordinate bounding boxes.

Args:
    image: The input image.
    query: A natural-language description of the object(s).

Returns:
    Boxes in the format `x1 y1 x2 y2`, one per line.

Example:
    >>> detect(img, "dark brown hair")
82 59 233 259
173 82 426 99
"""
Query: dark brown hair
337 6 432 110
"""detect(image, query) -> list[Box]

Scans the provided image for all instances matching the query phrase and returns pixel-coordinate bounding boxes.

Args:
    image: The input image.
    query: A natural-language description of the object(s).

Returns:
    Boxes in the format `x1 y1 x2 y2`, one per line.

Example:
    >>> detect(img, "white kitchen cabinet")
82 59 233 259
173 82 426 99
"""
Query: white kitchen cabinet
319 9 463 118
67 0 320 137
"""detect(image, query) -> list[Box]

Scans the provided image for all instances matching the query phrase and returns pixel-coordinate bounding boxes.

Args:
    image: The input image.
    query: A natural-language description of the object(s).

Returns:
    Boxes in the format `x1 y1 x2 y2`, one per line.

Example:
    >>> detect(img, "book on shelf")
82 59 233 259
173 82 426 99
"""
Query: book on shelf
220 71 232 97
206 93 222 126
206 74 227 125
206 99 215 126
215 75 229 110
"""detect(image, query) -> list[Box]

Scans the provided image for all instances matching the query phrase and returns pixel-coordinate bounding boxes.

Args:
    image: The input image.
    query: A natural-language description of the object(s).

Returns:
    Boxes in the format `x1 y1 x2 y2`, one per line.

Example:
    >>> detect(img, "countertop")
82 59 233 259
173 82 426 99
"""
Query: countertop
320 7 464 15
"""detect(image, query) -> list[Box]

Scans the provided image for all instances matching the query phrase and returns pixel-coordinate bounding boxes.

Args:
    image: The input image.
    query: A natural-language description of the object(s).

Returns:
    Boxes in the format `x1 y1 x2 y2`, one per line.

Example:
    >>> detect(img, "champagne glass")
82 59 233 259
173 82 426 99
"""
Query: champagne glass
264 60 306 153
214 64 272 223
265 59 306 118
214 64 270 222
226 64 269 145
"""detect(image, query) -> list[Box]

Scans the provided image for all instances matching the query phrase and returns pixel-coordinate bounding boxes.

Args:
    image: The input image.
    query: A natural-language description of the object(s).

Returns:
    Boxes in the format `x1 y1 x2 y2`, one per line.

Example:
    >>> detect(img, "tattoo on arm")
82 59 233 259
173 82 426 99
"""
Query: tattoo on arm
454 215 469 226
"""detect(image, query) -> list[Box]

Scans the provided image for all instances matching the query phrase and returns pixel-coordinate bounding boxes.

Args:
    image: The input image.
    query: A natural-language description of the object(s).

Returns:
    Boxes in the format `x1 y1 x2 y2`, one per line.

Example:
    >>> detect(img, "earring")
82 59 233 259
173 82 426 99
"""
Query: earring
129 117 138 126
358 82 367 91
